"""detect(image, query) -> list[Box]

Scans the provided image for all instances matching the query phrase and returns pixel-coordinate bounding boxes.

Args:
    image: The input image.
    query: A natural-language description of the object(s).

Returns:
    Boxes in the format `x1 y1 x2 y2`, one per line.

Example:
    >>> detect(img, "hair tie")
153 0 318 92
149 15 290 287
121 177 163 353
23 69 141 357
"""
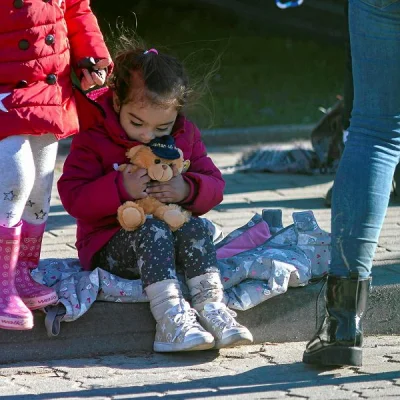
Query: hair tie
144 48 158 55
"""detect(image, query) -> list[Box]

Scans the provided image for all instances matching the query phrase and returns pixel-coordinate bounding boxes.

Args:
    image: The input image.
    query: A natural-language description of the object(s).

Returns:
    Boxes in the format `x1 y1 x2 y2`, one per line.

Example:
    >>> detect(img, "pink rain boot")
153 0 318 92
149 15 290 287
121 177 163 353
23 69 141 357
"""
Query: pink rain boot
15 221 57 310
0 222 33 330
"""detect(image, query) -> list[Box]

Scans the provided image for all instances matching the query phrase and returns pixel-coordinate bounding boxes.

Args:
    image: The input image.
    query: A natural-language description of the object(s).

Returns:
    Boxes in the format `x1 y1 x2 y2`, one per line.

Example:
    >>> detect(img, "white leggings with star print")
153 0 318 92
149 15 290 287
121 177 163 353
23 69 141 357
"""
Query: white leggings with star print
0 134 58 227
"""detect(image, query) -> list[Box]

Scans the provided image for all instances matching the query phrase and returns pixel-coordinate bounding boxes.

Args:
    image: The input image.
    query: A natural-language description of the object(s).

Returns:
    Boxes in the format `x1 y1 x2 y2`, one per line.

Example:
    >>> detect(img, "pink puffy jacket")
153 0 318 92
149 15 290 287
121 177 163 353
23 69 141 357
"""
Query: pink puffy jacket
58 88 226 270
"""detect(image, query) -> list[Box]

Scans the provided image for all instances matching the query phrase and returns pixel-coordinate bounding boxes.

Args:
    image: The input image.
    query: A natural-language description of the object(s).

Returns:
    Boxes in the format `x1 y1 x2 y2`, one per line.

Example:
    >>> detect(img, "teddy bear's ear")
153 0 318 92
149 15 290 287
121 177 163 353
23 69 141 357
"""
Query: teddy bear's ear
126 145 144 160
182 160 191 173
178 148 184 159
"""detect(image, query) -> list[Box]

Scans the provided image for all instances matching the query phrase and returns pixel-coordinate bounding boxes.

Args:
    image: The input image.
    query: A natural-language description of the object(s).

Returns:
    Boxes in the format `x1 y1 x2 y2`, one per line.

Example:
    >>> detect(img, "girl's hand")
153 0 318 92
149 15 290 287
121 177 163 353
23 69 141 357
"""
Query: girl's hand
146 175 190 204
122 165 149 200
80 57 112 91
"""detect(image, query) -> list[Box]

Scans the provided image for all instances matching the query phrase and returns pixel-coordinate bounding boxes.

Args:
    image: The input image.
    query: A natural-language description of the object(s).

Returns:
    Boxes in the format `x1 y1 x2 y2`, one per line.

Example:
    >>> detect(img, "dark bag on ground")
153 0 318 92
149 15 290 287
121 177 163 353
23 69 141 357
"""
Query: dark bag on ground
310 97 344 173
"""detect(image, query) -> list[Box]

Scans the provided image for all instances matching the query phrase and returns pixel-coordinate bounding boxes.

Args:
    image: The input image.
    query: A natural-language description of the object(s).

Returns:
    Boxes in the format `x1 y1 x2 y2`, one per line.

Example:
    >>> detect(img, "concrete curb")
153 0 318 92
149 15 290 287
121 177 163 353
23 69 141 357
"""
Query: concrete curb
1 265 399 364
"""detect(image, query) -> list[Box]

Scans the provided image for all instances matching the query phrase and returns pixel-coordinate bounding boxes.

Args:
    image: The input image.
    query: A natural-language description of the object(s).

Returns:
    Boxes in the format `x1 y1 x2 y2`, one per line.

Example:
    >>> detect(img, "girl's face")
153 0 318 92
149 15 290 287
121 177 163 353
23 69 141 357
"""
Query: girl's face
113 93 178 143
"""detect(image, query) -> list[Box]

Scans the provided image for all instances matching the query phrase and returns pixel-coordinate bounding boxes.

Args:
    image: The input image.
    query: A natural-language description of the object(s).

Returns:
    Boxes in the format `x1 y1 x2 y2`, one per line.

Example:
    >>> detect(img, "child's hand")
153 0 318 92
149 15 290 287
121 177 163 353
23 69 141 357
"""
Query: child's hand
122 165 149 200
80 57 112 91
146 175 190 203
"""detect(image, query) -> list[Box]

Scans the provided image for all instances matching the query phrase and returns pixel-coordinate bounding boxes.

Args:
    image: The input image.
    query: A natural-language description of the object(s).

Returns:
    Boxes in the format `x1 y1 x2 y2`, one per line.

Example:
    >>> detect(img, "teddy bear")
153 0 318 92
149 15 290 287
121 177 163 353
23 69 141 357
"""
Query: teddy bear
117 136 191 232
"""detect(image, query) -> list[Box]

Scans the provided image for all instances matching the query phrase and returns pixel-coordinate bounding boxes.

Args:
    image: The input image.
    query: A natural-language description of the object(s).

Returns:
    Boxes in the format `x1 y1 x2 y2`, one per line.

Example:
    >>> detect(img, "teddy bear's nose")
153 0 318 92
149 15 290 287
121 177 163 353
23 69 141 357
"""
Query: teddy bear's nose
162 165 168 170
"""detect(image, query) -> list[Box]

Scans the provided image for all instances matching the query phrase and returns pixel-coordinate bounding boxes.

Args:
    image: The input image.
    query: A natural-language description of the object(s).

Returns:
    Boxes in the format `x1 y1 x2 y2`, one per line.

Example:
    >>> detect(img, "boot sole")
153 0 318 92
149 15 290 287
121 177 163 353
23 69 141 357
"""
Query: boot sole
0 315 33 330
154 338 215 352
21 292 58 310
303 346 362 367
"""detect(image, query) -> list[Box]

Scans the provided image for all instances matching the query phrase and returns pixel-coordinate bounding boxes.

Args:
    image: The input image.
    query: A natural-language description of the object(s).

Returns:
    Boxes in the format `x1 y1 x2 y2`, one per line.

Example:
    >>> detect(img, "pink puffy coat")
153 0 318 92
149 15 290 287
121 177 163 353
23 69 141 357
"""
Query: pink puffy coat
58 88 225 270
0 0 111 140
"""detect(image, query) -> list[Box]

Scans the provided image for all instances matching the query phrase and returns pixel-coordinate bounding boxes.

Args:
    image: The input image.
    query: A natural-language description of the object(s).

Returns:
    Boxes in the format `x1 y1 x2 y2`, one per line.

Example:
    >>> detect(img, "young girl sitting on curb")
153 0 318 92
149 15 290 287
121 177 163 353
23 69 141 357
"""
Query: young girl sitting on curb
58 37 253 352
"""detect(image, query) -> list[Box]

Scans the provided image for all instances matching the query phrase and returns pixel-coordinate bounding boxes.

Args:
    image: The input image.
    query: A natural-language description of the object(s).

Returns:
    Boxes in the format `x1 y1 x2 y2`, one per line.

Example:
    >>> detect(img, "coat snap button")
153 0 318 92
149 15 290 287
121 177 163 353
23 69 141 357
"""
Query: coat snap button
45 34 55 45
18 39 30 50
13 0 24 8
16 80 28 89
45 74 57 85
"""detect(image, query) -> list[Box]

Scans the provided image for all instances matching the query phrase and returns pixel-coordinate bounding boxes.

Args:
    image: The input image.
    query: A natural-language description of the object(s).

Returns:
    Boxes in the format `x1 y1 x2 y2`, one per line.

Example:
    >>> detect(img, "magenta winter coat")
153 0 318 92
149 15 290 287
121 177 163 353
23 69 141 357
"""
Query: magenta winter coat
58 88 225 270
0 0 111 140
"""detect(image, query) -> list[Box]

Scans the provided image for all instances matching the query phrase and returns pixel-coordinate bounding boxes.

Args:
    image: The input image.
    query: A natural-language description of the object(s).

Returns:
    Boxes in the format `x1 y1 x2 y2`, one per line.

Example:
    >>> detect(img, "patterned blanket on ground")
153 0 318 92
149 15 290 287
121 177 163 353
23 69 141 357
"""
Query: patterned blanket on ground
34 210 331 336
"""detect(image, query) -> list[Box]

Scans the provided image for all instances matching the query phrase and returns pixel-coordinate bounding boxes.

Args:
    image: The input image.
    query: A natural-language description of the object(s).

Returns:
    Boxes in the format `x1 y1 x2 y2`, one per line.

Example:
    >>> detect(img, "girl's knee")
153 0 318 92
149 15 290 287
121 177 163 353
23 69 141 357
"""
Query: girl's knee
139 218 173 238
178 217 209 236
119 229 139 242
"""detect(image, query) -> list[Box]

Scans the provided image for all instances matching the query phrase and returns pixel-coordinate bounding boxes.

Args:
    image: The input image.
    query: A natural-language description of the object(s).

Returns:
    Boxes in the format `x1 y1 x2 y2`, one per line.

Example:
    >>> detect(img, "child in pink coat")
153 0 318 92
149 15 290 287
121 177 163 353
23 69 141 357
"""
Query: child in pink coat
58 39 253 352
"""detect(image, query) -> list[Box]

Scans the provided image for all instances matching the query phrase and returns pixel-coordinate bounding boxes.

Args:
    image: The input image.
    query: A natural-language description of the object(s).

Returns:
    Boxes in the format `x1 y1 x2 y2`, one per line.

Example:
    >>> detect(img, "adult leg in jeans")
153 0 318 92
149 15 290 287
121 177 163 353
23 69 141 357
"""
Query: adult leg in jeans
304 0 400 366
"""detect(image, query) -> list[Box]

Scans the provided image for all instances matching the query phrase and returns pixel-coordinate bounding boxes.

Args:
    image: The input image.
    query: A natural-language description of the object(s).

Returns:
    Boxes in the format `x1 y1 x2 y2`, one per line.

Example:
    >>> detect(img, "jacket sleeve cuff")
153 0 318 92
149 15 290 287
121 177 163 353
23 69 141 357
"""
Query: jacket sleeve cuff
180 175 197 205
116 171 133 203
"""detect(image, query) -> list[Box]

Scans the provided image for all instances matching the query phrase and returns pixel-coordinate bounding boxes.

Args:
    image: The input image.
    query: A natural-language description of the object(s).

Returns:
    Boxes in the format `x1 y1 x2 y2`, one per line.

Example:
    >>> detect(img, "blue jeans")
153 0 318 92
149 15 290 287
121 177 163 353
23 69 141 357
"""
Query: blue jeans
331 0 400 278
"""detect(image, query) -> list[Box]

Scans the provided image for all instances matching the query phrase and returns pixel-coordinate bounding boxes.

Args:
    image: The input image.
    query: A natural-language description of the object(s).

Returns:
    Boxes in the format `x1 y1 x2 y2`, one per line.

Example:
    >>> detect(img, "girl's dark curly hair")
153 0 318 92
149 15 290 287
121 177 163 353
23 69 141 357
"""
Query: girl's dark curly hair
108 36 191 110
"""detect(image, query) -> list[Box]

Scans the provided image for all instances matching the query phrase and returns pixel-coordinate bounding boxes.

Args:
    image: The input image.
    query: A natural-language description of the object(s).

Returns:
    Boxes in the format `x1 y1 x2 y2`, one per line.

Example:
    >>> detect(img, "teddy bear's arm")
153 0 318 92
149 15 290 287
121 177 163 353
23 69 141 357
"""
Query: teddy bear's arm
117 164 140 173
117 164 128 172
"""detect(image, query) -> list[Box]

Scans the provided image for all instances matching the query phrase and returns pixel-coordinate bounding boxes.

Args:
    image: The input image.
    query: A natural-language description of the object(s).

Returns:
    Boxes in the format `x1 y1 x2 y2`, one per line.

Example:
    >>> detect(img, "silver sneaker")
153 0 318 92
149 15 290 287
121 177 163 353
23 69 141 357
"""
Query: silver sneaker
198 302 253 349
154 300 215 352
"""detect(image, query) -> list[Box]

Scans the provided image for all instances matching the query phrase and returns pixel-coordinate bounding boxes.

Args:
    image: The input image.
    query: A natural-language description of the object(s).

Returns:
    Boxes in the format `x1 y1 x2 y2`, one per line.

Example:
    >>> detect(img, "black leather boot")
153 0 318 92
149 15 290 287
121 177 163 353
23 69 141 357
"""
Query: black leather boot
303 274 371 367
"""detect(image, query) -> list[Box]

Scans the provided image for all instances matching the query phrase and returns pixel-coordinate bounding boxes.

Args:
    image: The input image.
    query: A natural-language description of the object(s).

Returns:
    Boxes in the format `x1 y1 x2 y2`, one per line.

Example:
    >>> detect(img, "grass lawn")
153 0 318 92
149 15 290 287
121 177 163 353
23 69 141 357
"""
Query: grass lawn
92 0 345 130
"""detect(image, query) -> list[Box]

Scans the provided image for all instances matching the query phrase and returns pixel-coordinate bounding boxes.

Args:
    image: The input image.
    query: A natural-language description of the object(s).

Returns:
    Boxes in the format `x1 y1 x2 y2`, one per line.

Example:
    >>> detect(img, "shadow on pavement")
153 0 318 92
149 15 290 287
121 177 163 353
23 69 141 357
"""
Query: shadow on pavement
46 212 75 231
223 172 334 194
3 363 399 400
215 197 328 211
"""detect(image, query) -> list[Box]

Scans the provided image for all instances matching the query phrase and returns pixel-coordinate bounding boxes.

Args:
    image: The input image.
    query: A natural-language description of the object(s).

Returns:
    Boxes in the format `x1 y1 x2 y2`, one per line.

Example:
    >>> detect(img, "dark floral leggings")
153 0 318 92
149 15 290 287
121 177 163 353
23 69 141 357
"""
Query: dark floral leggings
94 217 219 288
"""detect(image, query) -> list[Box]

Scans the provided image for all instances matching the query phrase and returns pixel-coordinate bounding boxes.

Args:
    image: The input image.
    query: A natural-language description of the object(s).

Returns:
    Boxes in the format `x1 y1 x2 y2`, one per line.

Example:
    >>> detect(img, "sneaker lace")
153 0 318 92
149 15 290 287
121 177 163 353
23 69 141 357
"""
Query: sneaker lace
207 307 238 330
172 307 200 341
